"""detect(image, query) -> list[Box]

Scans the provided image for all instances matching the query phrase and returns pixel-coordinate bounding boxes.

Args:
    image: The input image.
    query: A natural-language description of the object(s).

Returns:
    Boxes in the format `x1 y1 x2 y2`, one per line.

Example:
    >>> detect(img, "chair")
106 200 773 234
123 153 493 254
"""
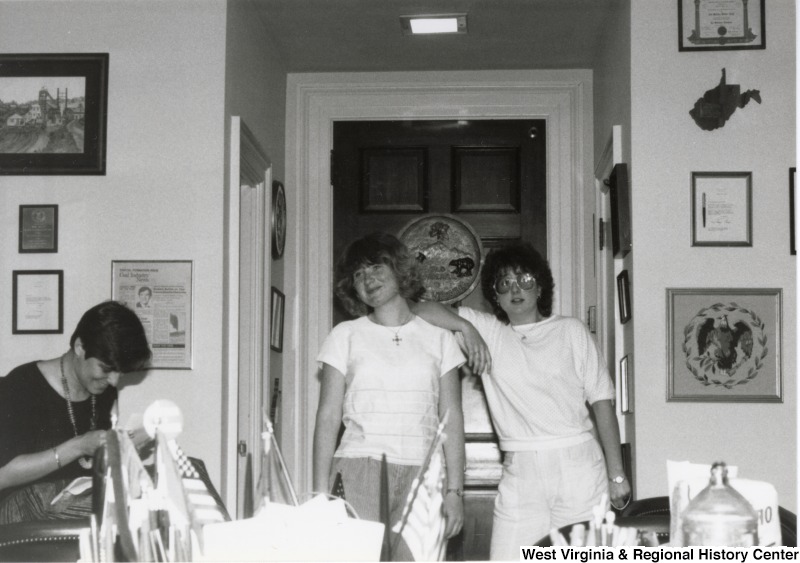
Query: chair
621 495 798 547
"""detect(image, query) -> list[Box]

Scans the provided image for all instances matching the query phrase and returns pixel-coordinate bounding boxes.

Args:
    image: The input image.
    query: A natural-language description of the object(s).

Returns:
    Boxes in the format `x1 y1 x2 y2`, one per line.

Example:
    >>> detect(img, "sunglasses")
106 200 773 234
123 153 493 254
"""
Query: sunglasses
494 272 537 294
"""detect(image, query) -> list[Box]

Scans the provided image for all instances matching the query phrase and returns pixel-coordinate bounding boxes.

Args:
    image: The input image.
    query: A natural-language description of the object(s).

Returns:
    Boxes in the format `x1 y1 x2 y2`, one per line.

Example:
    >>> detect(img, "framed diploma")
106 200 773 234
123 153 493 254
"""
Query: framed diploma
111 260 193 369
691 171 752 247
12 270 64 334
19 204 58 253
678 0 766 51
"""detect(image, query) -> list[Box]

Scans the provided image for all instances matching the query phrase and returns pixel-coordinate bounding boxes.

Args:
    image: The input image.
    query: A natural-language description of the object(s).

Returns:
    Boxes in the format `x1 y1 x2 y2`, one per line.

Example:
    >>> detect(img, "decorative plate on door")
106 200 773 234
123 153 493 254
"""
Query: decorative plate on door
398 214 484 304
271 180 286 259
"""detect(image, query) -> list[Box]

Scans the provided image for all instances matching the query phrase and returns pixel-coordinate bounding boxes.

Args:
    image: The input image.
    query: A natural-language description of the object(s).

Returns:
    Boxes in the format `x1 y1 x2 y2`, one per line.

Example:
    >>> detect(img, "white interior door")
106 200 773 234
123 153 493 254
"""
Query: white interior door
227 117 272 518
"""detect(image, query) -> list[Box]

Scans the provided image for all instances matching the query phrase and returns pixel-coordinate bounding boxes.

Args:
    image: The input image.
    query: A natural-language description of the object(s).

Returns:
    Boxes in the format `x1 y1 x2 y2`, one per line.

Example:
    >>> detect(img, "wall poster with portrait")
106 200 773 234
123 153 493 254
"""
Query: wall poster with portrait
111 260 193 369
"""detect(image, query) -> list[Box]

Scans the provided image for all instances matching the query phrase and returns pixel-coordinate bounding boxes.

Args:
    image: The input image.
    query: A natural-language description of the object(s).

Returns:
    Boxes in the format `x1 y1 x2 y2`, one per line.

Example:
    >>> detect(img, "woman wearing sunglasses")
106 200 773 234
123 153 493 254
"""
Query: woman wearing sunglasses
413 242 630 559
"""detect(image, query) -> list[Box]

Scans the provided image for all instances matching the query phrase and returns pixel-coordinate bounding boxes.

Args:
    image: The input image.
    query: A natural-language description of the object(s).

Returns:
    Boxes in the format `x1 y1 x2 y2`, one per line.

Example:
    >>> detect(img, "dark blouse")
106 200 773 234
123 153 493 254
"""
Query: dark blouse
0 361 116 501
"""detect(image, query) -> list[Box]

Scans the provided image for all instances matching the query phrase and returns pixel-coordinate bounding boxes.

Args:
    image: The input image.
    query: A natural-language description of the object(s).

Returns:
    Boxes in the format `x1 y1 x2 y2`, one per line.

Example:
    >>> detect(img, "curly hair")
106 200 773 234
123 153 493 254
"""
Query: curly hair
480 243 554 323
334 232 424 317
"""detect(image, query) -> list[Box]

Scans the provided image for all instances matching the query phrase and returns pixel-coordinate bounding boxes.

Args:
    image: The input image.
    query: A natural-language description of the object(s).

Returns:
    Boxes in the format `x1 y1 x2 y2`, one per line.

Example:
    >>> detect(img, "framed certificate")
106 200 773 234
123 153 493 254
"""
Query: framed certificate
12 270 64 334
691 171 752 247
19 204 58 253
678 0 766 51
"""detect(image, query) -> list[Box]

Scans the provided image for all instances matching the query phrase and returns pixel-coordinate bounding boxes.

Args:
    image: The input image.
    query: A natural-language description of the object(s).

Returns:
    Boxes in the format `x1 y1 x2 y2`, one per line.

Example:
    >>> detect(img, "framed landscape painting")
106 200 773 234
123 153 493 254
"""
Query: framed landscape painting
0 53 108 175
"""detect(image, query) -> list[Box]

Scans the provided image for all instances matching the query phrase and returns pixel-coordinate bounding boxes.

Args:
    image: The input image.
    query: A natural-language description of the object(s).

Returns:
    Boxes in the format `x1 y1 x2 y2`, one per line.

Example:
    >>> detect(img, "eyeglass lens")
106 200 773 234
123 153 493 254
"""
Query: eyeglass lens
495 273 536 294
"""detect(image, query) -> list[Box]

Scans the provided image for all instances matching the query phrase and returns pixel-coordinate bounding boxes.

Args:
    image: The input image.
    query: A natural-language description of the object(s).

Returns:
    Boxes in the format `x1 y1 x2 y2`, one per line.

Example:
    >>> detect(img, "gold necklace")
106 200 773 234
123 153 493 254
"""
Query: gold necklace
60 355 96 470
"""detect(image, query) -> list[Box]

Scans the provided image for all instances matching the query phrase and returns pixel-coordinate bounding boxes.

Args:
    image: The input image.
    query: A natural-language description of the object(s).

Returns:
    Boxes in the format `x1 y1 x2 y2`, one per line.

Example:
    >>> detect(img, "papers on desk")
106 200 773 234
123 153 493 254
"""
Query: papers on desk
199 495 385 562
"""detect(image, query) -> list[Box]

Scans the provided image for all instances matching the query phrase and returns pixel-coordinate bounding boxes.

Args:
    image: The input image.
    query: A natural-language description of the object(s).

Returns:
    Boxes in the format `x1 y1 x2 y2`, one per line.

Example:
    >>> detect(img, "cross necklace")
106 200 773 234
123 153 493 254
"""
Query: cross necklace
378 312 414 346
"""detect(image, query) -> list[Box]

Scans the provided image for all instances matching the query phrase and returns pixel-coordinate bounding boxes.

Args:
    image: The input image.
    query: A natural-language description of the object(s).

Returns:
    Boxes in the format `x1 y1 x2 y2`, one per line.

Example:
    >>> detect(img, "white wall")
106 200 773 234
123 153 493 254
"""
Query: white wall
0 0 229 484
631 2 796 508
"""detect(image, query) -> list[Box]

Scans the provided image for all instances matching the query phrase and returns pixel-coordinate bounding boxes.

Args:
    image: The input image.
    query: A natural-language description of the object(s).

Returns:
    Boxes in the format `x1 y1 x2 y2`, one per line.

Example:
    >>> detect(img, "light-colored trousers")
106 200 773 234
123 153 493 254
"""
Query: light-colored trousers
490 439 609 560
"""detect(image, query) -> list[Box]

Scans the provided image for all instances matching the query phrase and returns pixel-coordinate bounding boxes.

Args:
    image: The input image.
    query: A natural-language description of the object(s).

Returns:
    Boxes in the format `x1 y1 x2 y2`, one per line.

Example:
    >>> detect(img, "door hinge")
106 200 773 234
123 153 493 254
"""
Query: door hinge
598 218 605 250
237 440 247 457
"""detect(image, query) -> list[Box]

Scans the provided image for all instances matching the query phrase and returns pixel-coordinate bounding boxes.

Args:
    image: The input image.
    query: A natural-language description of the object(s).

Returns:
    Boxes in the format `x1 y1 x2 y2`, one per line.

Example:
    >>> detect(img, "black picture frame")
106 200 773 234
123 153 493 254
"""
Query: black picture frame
609 162 631 258
678 0 766 52
617 269 632 324
691 171 752 247
271 180 287 259
620 354 632 415
12 269 64 334
270 286 285 352
19 204 58 253
790 167 796 256
0 53 108 175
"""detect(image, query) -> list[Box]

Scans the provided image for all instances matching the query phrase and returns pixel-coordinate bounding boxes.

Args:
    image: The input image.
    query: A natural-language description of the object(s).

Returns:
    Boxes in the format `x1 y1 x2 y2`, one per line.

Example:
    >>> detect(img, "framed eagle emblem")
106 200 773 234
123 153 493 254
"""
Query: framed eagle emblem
667 288 782 402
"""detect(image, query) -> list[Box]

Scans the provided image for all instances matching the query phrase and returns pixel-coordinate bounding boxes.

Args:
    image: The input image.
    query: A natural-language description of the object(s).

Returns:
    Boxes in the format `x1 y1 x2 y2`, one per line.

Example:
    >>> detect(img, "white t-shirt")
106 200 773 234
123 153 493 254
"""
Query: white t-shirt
317 315 465 465
458 307 615 451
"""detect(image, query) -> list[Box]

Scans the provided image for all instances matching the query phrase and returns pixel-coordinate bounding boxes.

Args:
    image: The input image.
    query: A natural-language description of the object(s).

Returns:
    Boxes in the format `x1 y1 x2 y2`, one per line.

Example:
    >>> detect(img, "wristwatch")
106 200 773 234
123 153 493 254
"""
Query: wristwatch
609 475 626 484
446 488 463 497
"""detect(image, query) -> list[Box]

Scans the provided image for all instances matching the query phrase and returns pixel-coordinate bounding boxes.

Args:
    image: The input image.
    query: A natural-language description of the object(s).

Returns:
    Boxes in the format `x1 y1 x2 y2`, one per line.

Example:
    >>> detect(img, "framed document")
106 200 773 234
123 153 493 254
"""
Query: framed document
19 204 58 253
12 270 63 334
691 171 752 247
678 0 766 51
111 260 193 369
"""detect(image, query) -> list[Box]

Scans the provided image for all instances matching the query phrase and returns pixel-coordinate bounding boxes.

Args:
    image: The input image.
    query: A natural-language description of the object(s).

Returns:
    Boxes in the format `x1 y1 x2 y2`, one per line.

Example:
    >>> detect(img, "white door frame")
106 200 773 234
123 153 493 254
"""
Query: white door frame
284 70 594 494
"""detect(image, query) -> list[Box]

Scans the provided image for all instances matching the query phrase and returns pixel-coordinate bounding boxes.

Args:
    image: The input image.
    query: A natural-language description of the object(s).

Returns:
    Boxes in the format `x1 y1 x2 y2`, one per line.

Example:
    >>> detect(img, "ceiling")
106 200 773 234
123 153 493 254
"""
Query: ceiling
253 0 623 73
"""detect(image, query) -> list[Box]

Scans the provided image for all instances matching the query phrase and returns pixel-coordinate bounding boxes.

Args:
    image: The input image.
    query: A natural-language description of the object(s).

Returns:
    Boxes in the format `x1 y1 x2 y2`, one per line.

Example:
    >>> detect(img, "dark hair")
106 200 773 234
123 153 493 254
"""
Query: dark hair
334 232 424 317
70 301 151 373
138 286 152 296
480 243 554 323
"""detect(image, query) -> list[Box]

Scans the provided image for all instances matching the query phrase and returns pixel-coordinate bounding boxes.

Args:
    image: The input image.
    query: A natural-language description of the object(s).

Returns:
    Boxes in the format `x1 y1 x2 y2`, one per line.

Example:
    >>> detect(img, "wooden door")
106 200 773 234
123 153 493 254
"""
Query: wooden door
332 119 546 560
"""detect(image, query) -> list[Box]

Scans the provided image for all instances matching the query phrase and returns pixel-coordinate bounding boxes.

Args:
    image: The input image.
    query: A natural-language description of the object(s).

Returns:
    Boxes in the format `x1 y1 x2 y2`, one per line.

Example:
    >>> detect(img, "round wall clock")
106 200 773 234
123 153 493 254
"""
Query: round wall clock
271 180 287 259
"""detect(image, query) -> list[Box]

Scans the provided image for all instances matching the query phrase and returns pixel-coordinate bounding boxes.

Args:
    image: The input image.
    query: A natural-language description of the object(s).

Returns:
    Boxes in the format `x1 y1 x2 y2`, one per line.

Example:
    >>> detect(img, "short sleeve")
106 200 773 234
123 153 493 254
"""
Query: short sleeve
573 321 615 403
316 323 350 376
439 330 466 376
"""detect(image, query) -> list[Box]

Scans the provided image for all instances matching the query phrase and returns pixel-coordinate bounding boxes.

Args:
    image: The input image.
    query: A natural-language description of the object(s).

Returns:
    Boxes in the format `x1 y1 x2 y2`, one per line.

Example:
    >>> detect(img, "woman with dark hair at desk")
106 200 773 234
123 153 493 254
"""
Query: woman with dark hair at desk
0 301 151 524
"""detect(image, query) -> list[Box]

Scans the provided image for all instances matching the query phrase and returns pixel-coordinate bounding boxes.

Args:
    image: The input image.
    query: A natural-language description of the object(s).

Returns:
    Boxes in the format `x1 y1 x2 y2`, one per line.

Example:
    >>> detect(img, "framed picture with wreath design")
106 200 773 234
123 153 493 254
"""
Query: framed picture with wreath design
667 288 782 403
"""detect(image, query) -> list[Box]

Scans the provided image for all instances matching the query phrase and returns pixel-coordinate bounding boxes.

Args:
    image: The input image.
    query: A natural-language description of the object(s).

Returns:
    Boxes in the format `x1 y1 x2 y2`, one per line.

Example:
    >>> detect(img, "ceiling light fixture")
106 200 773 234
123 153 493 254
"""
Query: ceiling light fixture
400 14 467 35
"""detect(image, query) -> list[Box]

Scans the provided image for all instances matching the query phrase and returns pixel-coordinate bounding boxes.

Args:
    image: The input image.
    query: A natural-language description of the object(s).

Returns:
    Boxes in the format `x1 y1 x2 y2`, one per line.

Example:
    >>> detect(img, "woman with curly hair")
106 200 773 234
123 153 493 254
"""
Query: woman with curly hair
312 232 466 560
414 242 630 559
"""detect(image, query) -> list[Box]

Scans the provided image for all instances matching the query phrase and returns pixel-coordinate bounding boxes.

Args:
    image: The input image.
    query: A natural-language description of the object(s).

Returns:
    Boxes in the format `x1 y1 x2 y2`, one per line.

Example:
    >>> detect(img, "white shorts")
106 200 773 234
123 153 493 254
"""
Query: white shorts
490 439 609 560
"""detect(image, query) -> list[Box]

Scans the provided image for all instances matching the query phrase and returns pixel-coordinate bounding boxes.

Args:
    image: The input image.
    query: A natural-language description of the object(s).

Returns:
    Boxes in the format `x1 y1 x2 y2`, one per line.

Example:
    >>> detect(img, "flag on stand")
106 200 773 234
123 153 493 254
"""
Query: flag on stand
392 418 449 561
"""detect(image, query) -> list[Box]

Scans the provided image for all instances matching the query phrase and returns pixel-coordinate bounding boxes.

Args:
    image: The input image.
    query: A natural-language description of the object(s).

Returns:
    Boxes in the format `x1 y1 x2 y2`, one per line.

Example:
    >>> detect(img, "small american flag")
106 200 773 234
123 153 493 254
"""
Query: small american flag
392 415 449 561
330 471 346 500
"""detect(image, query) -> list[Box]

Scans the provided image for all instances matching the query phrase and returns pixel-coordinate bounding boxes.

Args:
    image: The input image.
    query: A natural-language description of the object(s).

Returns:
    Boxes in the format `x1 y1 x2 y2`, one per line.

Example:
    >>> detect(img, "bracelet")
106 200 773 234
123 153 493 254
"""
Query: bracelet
446 488 463 497
52 447 62 469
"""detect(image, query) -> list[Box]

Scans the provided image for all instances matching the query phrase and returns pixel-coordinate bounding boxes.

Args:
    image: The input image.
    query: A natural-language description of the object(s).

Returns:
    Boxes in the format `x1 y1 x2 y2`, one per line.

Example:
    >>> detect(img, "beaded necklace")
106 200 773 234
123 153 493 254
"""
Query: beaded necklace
60 355 96 469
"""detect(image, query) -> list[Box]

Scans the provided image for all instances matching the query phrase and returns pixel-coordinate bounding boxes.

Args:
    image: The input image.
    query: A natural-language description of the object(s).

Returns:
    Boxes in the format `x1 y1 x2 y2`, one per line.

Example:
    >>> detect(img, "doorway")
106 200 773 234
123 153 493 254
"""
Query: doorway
332 118 546 558
284 69 593 501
